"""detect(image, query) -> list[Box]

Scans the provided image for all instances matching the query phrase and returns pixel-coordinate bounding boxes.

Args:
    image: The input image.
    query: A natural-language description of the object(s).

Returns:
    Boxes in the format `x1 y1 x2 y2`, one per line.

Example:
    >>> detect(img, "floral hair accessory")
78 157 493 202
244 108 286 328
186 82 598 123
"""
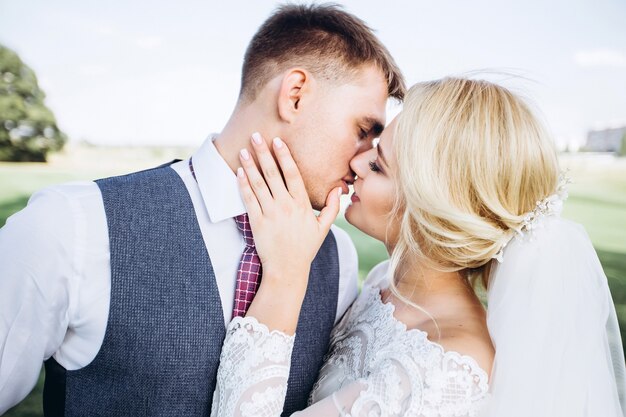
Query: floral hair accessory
492 172 571 263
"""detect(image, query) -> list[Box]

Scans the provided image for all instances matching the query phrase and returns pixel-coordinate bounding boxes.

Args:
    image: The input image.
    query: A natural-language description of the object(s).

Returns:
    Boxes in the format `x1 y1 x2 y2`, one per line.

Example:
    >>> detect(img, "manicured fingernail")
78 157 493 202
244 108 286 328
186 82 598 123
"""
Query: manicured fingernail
251 132 262 144
240 148 250 160
237 167 245 178
273 137 283 148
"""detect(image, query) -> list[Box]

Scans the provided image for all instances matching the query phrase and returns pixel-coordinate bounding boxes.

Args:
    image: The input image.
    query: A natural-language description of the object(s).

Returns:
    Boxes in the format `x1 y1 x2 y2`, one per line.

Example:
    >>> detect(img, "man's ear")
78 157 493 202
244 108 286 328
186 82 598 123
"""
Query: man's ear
277 69 309 123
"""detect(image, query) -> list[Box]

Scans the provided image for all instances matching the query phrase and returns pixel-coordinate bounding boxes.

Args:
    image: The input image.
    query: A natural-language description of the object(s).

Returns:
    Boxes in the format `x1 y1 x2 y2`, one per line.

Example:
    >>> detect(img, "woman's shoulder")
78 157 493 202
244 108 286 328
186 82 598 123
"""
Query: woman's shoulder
435 320 494 380
385 320 491 409
407 301 493 382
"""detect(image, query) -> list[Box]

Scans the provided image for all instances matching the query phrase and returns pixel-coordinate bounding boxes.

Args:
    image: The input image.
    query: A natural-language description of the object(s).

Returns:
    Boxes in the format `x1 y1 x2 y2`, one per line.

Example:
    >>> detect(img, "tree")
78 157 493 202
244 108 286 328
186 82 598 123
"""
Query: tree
0 44 67 162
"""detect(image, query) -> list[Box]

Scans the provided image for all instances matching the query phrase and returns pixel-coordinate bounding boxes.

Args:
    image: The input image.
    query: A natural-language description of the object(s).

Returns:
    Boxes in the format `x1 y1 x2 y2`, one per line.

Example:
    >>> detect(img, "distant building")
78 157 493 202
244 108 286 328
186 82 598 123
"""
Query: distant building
585 127 626 153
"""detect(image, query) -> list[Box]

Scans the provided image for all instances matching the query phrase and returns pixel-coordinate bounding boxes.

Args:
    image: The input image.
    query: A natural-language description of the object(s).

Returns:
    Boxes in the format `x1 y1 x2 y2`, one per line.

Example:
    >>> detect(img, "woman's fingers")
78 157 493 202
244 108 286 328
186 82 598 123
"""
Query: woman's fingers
271 137 308 204
250 132 290 200
236 167 262 220
317 187 342 234
236 135 341 292
239 146 273 212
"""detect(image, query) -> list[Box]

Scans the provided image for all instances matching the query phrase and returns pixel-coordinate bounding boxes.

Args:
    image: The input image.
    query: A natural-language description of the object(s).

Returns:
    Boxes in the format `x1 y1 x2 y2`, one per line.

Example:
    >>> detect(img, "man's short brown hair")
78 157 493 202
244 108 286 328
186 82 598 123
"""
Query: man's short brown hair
240 3 405 102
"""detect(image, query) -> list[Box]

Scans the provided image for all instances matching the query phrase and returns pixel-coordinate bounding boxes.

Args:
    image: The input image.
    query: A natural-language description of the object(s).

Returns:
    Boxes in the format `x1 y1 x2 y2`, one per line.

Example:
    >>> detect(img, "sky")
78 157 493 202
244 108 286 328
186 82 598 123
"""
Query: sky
0 0 625 149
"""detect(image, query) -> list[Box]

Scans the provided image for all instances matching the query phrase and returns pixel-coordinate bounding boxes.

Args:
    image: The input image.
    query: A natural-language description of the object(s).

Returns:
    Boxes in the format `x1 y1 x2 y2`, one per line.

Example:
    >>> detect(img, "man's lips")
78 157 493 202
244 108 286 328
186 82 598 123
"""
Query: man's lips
342 176 359 203
340 180 350 195
340 176 355 195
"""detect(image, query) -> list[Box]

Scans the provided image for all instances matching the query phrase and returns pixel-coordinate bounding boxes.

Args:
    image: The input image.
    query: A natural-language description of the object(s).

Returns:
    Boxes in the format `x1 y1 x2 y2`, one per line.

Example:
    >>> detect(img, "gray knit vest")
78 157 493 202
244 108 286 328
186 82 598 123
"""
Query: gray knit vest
43 162 340 416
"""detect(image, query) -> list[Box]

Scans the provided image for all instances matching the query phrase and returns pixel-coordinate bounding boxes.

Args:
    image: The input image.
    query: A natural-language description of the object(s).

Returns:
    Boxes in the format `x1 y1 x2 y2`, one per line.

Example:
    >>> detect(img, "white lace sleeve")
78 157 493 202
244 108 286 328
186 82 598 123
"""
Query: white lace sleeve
295 350 487 417
297 359 411 417
211 316 295 417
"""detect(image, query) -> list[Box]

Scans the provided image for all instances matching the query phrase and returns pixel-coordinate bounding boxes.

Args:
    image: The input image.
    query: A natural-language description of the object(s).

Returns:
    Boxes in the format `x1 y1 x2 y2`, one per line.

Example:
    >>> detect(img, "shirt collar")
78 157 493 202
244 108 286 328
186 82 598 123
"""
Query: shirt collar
191 135 246 223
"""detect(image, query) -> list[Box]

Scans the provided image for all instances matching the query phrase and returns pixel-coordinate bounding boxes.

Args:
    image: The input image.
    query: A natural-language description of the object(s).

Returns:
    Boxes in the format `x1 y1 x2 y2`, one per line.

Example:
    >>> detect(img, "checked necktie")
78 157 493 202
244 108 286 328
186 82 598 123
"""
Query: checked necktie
231 213 262 318
188 158 261 319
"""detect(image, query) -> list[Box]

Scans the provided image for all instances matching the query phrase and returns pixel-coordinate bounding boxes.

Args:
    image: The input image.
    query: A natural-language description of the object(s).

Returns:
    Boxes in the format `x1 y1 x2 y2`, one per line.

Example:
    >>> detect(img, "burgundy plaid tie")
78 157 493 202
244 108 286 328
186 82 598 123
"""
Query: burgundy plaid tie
232 213 262 318
188 158 261 318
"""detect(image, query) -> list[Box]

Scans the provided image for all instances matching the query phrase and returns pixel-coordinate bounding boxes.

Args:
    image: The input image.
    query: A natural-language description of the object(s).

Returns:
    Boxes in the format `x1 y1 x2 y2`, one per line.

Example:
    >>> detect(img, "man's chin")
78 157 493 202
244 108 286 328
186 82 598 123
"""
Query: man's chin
310 186 343 211
310 200 325 212
310 192 330 212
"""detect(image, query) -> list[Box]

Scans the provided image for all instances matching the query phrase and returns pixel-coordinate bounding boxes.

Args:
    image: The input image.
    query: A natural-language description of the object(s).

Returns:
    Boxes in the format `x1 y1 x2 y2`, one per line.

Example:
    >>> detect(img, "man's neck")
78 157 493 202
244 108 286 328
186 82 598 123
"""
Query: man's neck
213 101 279 173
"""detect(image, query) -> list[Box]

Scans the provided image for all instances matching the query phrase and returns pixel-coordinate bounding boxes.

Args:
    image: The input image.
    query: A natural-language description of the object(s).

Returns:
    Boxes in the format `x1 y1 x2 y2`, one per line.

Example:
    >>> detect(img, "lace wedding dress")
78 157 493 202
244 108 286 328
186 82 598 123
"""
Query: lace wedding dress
211 261 489 417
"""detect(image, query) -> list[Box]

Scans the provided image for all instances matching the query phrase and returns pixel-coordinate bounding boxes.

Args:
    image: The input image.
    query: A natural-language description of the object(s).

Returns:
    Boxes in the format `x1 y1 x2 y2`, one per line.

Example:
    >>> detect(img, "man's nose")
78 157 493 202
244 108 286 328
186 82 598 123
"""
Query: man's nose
349 149 370 178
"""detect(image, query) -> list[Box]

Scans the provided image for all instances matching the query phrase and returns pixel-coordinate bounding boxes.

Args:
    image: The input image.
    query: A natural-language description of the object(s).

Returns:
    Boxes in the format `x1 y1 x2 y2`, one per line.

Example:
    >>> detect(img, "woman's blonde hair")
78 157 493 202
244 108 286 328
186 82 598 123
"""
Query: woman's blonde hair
388 78 559 312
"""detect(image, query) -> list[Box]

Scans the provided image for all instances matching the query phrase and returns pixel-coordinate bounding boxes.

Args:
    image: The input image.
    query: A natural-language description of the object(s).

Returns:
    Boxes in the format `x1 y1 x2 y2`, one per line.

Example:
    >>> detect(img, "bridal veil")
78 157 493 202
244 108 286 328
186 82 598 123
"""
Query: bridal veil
481 211 626 416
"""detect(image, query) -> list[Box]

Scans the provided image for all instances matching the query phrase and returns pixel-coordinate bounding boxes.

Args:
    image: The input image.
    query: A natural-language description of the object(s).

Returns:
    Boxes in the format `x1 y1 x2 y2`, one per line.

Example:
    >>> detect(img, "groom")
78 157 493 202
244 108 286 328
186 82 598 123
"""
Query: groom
0 4 404 416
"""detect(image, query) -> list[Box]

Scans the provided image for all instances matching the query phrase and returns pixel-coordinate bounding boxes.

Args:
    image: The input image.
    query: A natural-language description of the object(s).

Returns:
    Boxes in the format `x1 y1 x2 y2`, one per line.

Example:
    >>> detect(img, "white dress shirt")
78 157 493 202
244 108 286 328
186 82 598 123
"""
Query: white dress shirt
0 137 359 414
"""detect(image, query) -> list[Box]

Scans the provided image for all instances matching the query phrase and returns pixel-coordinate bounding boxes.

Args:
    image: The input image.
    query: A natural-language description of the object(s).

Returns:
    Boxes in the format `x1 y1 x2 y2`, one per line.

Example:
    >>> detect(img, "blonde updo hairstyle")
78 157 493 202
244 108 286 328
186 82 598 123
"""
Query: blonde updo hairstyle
388 78 560 310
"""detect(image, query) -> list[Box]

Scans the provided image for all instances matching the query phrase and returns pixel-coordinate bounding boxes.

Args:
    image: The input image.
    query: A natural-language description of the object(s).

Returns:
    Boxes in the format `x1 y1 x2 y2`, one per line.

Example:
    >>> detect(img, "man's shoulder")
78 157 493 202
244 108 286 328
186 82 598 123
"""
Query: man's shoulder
95 161 180 186
1 181 104 247
28 181 102 208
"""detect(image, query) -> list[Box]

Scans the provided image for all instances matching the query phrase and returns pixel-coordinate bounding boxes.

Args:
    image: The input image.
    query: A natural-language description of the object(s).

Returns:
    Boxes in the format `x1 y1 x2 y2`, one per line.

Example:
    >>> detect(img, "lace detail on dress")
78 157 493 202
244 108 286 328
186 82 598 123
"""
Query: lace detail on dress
349 359 410 416
211 316 295 417
211 262 489 417
309 272 489 416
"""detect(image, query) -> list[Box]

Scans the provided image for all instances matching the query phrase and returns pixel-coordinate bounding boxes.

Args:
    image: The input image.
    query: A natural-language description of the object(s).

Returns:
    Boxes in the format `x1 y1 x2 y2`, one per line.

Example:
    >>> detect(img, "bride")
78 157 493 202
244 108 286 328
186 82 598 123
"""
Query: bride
210 78 626 416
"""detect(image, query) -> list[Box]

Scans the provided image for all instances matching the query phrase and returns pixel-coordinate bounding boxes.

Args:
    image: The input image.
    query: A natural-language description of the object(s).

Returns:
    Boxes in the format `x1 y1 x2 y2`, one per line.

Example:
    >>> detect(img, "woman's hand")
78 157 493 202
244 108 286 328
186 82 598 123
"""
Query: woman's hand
237 132 342 294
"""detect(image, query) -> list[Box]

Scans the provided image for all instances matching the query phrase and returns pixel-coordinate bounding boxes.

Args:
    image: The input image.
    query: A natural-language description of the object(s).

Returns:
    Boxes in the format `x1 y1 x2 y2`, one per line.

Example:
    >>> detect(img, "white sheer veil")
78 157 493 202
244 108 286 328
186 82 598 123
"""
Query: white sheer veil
479 191 626 416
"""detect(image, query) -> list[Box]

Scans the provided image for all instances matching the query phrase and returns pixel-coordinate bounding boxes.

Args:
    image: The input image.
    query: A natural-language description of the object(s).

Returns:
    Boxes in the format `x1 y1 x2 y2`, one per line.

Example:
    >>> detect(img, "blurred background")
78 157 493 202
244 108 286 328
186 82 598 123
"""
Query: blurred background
1 0 625 415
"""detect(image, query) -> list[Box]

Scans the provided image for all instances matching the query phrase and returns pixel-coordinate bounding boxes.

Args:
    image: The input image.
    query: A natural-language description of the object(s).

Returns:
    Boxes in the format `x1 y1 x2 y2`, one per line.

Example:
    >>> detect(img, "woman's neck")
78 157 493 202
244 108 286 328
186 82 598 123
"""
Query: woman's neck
389 257 475 309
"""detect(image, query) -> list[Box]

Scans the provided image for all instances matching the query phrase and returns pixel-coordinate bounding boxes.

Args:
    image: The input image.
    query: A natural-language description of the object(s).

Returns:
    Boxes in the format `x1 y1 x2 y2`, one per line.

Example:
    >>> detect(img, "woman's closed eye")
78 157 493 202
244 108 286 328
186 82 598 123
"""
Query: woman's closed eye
368 160 382 173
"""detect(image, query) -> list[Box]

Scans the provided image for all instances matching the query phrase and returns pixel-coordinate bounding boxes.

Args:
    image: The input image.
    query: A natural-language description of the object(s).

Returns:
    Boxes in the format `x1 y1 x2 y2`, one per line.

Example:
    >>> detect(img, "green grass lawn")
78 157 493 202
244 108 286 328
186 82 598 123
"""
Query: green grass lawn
1 154 625 416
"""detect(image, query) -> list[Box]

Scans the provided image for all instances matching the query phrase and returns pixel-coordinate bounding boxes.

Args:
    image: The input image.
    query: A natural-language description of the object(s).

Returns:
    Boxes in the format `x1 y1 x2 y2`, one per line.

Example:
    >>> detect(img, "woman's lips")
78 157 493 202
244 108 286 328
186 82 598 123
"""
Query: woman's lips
350 192 360 203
